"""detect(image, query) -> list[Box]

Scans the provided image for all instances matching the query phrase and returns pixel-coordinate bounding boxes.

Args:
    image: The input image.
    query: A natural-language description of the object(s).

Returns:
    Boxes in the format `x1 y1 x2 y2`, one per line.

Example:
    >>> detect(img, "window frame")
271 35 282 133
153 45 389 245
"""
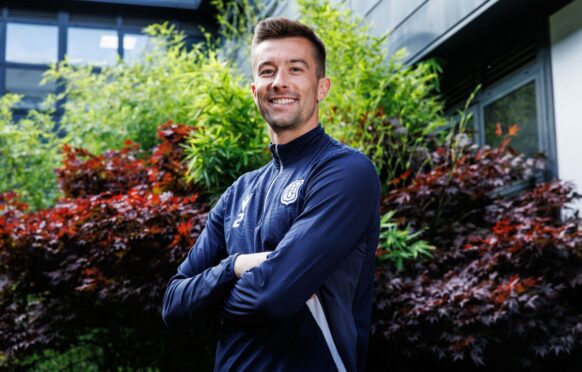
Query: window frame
476 62 543 153
448 60 553 152
445 60 553 196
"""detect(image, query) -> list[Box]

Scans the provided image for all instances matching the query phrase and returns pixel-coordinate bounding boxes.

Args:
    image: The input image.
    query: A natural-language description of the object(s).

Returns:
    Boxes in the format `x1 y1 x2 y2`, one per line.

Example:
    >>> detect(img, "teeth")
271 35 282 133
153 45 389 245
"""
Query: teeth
272 98 296 105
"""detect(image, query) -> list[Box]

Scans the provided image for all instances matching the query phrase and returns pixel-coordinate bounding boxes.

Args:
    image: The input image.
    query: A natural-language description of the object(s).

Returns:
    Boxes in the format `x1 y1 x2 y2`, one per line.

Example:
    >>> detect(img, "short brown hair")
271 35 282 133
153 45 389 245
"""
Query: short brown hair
251 17 326 78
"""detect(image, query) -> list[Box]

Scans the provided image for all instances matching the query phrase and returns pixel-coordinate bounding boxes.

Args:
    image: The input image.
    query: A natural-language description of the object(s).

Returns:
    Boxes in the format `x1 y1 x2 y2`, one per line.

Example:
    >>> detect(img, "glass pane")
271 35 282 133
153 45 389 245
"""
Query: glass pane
123 34 156 63
67 27 119 66
6 23 58 64
484 81 539 157
6 68 56 110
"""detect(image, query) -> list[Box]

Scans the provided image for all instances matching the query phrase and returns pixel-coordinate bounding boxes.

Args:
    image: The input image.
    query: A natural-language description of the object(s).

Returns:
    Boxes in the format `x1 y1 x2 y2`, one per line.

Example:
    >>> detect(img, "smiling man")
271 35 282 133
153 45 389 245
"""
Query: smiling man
162 17 381 372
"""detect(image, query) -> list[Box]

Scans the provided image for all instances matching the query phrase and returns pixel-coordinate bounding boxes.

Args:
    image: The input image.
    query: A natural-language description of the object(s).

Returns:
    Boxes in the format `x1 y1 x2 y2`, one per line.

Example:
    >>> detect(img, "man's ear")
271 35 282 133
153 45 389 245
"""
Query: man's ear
317 77 331 103
251 82 258 101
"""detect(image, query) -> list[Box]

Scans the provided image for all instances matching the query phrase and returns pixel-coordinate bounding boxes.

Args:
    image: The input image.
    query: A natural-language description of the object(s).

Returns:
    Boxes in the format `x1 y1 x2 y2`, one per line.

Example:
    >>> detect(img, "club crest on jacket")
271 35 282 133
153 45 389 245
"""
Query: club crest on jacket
281 180 304 205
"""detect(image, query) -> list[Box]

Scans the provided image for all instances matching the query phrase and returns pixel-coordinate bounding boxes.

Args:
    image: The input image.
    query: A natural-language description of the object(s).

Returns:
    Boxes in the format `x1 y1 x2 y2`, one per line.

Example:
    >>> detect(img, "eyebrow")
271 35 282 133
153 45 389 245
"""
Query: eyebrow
257 58 310 72
257 61 275 72
289 59 310 68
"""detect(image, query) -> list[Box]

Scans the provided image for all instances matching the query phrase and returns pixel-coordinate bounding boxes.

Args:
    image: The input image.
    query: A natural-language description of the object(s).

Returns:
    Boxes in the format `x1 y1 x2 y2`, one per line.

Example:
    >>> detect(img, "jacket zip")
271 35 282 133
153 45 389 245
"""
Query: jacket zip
258 145 283 226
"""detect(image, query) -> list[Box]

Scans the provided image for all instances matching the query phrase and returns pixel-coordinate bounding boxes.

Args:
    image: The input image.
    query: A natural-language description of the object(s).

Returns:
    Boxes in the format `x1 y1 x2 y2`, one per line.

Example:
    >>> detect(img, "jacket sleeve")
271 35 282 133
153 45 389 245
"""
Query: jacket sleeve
220 153 380 324
162 186 241 330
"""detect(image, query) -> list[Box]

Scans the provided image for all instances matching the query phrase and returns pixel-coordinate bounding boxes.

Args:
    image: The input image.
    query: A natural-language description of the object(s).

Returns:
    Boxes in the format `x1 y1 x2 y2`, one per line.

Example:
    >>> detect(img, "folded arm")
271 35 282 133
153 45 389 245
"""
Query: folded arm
220 153 381 324
161 187 240 330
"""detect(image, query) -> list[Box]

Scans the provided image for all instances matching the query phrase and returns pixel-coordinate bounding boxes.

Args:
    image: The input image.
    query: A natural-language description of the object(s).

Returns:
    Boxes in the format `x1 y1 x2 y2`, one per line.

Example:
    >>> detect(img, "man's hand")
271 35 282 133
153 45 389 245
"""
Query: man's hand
234 252 271 278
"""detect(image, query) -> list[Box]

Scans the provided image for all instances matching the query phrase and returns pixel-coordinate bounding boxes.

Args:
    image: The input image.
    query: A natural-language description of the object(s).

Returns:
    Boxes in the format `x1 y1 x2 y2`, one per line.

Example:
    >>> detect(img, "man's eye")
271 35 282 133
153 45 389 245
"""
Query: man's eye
259 69 274 76
291 67 302 72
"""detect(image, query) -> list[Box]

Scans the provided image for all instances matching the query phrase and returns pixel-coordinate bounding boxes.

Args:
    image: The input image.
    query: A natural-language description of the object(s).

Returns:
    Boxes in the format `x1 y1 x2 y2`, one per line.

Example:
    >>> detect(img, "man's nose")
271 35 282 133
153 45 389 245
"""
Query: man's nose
271 70 289 90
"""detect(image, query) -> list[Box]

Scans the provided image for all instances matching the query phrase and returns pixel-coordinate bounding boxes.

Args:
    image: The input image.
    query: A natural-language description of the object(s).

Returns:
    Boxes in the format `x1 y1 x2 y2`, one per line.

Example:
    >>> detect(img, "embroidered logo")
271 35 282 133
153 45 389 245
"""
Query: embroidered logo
280 179 304 205
233 193 253 228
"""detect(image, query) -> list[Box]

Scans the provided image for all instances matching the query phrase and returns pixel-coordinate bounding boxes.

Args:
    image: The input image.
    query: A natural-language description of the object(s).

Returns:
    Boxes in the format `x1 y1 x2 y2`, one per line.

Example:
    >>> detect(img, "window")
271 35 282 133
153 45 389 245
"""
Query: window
67 27 119 66
4 23 58 110
6 23 58 64
445 63 550 196
483 80 538 157
450 64 545 159
5 68 56 110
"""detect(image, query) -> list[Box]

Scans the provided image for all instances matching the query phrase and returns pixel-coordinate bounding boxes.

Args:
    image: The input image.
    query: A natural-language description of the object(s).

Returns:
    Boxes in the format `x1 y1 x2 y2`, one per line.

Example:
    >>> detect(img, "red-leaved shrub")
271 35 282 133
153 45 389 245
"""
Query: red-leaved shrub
148 121 197 196
56 121 198 198
370 138 582 371
57 141 148 198
0 122 215 370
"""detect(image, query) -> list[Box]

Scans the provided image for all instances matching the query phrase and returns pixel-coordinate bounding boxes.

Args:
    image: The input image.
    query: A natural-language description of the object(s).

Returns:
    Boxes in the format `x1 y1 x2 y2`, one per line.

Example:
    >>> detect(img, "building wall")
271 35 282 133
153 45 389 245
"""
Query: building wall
550 0 582 212
276 0 499 63
358 0 499 63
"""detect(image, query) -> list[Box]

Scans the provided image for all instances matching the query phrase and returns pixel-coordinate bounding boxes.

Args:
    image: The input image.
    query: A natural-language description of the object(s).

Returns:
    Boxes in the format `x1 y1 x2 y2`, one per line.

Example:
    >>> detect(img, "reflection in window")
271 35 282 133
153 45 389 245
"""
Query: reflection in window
6 68 56 110
123 34 156 63
484 81 539 157
6 23 58 64
67 28 119 66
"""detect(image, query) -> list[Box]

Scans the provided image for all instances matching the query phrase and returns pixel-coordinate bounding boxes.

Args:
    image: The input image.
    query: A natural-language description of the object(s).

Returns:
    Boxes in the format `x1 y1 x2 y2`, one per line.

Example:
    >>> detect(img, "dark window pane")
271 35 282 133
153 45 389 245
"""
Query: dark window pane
67 27 118 66
6 68 56 110
484 81 539 156
6 23 58 64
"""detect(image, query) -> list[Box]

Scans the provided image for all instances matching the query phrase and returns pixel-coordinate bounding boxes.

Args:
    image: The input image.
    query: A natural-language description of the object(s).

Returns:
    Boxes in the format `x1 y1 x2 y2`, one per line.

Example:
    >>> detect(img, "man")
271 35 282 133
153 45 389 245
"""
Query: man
162 17 380 372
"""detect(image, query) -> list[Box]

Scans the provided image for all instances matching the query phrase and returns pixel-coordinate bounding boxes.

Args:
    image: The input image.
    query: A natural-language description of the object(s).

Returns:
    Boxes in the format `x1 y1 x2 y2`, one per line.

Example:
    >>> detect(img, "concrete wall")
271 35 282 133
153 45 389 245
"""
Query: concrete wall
550 0 582 212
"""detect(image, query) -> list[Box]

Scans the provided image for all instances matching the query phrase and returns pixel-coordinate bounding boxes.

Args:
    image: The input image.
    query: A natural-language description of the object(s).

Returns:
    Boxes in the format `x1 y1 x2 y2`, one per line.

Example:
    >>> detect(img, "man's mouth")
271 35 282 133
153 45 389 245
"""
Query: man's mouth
269 98 298 105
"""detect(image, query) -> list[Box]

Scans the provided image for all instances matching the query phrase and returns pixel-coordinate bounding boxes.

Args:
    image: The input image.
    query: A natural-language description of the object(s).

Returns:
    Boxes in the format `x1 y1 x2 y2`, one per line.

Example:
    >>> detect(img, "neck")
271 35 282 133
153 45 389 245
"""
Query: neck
267 117 319 145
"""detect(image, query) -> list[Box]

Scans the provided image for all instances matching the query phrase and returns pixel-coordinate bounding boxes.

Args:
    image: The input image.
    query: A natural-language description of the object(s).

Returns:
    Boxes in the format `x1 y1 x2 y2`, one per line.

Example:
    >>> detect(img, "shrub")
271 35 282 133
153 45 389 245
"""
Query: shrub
383 136 542 245
57 121 198 198
56 141 148 198
0 189 213 370
376 210 436 272
181 51 268 195
149 121 200 196
370 136 582 371
0 123 214 370
0 94 64 210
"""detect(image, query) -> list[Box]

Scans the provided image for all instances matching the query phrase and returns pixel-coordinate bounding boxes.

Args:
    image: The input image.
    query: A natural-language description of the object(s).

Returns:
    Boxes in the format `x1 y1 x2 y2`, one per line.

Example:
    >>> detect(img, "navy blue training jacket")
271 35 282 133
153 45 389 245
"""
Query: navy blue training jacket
162 123 381 372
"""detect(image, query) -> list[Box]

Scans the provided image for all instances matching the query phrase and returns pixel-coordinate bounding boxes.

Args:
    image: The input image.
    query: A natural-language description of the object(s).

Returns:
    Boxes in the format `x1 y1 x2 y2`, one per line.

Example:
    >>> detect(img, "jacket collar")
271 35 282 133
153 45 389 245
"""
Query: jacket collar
268 123 325 167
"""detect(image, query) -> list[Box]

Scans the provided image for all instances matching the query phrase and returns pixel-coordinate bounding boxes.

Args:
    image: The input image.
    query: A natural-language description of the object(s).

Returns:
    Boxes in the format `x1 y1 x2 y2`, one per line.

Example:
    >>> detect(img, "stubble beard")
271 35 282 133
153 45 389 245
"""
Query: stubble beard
260 101 316 134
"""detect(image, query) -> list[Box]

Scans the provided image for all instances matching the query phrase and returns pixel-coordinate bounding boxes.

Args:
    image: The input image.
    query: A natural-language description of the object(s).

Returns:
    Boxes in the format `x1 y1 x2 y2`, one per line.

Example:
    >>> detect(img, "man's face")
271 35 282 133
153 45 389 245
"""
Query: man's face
251 37 330 133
